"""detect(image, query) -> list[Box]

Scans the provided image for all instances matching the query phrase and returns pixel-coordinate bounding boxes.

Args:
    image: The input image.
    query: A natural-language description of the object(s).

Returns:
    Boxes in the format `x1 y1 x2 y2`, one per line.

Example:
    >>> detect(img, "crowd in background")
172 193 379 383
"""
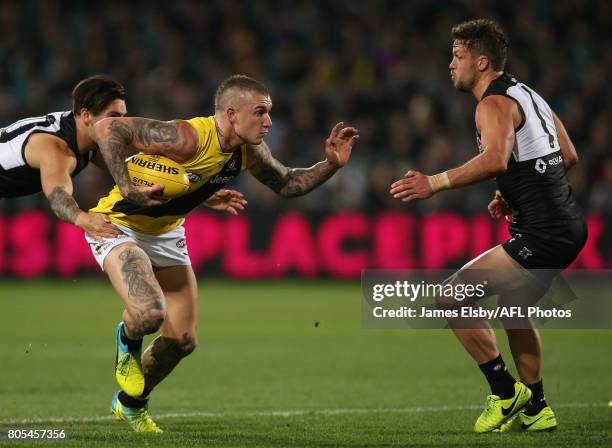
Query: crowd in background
0 0 610 215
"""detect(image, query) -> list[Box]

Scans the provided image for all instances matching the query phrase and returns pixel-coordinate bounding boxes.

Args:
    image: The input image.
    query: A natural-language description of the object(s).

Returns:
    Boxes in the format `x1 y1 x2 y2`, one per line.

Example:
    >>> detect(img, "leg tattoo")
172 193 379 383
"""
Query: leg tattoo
118 248 165 338
141 333 196 394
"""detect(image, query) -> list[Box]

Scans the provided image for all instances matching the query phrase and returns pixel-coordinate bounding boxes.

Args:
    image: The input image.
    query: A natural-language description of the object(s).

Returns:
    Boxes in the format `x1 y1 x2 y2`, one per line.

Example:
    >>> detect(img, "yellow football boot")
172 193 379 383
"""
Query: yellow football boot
115 322 145 398
474 382 532 433
497 406 558 432
110 391 163 433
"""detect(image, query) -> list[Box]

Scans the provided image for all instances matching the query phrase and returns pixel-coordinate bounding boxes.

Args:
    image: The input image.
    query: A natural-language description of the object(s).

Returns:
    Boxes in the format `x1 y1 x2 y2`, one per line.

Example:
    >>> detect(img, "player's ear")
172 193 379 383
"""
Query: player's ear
477 55 490 72
227 107 237 124
80 108 93 125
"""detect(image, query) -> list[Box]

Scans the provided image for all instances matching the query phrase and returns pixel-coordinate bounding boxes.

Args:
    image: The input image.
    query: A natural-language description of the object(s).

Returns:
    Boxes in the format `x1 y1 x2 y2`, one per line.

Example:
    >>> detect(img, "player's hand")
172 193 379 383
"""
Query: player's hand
204 189 248 215
324 122 359 168
76 212 122 242
488 190 512 219
121 184 169 207
390 170 434 202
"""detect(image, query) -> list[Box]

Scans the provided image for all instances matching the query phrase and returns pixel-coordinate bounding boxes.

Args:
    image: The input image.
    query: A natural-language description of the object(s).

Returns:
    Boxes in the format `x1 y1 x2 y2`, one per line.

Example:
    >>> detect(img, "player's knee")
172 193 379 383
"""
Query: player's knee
138 307 166 335
176 333 197 358
435 293 458 311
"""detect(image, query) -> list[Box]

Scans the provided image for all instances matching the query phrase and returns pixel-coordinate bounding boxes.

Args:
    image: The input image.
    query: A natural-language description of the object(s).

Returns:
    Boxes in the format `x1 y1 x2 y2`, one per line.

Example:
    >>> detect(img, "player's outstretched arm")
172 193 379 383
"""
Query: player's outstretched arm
93 117 199 206
390 96 514 202
248 122 359 197
27 134 121 241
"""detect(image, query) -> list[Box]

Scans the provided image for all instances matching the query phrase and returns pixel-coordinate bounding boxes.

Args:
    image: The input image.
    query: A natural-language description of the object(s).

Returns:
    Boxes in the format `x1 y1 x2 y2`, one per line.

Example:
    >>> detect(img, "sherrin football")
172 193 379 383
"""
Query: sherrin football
126 153 190 199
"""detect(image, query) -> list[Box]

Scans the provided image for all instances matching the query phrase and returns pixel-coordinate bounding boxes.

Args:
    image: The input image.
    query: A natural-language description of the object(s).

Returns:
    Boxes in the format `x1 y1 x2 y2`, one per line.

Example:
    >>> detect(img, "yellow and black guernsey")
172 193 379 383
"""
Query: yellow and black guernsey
91 116 248 235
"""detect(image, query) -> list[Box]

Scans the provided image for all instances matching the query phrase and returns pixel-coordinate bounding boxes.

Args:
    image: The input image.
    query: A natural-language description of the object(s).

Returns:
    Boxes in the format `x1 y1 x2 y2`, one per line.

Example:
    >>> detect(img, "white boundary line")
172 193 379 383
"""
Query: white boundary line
0 402 605 426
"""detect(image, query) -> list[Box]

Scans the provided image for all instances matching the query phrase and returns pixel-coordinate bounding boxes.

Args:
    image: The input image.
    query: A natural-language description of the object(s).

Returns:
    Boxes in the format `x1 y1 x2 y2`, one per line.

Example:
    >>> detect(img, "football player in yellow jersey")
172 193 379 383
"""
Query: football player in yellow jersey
88 74 359 432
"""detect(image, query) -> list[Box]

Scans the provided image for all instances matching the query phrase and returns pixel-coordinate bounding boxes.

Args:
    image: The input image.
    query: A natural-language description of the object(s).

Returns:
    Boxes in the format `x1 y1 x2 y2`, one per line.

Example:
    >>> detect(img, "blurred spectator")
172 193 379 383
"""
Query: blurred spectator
0 0 609 216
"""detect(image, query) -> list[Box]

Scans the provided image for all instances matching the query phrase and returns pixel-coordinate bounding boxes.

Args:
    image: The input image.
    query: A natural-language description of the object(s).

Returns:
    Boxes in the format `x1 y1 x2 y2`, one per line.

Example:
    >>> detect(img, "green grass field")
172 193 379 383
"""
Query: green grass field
0 279 610 447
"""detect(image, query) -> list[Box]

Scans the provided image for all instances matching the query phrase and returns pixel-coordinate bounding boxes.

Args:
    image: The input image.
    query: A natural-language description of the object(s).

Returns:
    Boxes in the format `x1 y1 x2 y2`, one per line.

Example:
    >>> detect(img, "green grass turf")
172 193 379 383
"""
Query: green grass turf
0 279 610 447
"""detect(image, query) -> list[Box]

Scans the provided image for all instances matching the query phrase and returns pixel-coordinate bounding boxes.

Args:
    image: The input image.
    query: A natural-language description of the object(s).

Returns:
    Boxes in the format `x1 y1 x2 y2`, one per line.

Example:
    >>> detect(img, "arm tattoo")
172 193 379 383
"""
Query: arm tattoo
47 186 82 224
279 163 337 197
131 119 180 148
97 119 182 203
249 143 337 197
97 120 141 201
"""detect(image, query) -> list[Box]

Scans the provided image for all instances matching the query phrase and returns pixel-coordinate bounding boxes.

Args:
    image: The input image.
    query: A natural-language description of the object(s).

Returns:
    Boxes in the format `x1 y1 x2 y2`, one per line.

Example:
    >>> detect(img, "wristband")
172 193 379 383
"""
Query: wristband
427 172 451 193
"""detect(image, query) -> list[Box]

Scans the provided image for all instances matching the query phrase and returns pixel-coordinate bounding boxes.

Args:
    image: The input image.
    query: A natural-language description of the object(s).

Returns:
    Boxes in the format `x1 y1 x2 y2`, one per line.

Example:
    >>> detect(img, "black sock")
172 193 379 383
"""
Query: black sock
141 386 153 399
118 391 148 409
120 324 143 352
478 354 516 399
524 380 547 416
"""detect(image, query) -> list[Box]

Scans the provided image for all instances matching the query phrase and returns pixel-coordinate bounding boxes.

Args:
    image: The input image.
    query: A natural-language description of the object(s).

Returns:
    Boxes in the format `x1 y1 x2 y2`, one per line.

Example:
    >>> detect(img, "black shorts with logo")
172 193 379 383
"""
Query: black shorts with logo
502 219 588 272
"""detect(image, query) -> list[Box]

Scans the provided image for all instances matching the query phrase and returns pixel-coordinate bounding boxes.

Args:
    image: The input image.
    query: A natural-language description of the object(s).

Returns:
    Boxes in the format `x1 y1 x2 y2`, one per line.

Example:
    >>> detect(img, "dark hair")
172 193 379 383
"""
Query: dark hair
452 19 508 71
214 74 270 111
72 75 126 116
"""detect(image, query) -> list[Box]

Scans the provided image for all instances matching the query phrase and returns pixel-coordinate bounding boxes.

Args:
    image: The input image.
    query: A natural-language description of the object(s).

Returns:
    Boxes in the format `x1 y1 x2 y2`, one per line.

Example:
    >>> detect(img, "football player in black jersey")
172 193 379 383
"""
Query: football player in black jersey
390 19 586 432
0 76 127 240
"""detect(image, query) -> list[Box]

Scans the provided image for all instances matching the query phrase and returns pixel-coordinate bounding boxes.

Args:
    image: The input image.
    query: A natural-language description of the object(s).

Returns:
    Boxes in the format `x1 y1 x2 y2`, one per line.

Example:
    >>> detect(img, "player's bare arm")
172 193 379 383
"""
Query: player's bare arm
26 133 121 240
93 117 199 206
248 122 359 197
552 112 578 171
390 96 515 202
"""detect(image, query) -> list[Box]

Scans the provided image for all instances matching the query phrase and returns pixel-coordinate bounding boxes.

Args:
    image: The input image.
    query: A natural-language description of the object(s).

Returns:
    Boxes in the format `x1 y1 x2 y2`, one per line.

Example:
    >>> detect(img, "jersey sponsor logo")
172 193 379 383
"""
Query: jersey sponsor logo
534 158 547 174
209 174 235 184
185 170 202 183
176 238 186 249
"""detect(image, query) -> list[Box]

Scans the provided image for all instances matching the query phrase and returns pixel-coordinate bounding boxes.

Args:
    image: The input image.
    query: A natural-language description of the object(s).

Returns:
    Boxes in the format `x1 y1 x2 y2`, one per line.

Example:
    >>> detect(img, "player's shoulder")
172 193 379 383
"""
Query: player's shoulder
477 94 517 117
185 116 214 137
23 132 75 170
27 131 72 154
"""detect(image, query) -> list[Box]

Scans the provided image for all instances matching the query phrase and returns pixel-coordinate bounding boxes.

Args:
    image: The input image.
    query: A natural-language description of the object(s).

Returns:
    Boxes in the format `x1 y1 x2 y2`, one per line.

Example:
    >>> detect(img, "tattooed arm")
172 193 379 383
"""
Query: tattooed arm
92 118 199 206
25 133 121 240
248 122 359 197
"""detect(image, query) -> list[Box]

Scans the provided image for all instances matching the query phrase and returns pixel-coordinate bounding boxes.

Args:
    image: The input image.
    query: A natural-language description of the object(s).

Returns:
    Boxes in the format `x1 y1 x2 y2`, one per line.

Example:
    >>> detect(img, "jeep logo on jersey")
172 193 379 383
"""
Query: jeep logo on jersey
210 174 235 184
534 158 547 174
185 170 202 183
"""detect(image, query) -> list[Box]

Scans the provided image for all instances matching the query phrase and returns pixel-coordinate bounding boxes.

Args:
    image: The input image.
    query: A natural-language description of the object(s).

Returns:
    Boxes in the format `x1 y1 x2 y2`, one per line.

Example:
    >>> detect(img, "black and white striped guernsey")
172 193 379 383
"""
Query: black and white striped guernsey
476 73 583 237
0 111 95 198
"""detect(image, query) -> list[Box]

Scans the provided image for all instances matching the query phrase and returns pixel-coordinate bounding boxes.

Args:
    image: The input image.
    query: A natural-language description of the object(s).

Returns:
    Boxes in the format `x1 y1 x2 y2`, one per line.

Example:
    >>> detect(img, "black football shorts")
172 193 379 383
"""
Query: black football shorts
502 219 588 272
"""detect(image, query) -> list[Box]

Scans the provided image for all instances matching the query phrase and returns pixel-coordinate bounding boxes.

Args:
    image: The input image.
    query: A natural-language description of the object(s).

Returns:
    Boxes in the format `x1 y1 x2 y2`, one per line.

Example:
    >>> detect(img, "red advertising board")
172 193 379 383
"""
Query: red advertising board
0 211 608 277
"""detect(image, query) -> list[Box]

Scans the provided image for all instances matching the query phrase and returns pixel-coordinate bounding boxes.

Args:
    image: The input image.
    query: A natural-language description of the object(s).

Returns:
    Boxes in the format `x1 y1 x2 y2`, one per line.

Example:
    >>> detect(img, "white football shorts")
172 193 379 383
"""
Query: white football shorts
85 222 190 271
